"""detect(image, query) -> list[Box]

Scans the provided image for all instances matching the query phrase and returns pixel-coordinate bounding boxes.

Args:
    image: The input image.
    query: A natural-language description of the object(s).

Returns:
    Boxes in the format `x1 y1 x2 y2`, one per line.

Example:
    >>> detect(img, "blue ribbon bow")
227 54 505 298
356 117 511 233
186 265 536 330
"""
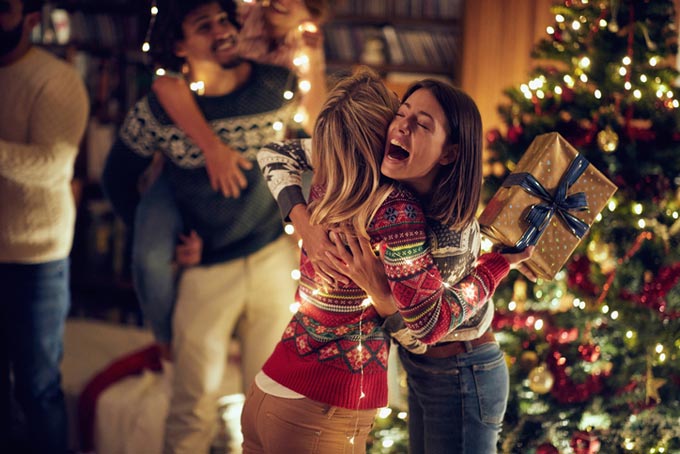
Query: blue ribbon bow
501 154 590 252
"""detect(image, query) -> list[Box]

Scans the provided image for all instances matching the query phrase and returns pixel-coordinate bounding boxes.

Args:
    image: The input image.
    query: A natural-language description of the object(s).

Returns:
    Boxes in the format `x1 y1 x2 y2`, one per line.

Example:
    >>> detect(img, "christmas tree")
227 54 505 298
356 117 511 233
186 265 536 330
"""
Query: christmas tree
484 0 680 453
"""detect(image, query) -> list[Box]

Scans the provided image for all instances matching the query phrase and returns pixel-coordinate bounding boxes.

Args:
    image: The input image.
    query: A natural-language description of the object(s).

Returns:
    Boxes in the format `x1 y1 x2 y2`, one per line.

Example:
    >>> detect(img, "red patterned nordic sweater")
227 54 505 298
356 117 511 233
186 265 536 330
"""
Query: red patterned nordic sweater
262 185 510 409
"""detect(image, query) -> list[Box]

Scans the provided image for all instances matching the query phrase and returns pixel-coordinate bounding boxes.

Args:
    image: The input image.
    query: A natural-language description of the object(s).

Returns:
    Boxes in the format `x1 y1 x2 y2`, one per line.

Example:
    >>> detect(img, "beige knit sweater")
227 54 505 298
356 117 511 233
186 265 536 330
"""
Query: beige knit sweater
0 47 89 263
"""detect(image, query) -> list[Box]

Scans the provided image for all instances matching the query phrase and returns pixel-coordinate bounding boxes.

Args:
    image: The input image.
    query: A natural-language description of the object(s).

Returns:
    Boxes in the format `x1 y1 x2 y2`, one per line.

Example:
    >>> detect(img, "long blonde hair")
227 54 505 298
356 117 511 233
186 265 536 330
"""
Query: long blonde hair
309 68 399 238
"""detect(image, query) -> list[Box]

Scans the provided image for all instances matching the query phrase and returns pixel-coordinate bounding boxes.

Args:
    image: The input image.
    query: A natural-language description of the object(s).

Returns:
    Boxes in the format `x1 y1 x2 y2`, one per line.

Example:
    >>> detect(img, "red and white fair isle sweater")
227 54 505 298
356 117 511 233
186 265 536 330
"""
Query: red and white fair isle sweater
261 184 510 410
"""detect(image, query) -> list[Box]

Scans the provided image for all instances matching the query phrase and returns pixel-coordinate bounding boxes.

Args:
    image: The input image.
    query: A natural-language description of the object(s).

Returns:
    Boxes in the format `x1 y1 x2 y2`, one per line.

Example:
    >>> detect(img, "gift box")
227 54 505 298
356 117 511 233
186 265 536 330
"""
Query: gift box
479 132 617 280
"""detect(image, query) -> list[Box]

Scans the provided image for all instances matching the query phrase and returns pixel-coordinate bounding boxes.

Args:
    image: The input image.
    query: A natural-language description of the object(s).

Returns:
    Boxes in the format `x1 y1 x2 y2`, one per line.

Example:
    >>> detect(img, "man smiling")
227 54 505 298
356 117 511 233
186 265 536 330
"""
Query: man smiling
102 1 299 452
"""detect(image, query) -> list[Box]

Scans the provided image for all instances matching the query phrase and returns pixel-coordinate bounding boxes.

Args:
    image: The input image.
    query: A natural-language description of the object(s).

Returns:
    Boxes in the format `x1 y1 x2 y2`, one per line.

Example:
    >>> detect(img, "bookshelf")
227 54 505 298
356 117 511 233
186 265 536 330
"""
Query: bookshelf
323 0 464 94
36 0 152 322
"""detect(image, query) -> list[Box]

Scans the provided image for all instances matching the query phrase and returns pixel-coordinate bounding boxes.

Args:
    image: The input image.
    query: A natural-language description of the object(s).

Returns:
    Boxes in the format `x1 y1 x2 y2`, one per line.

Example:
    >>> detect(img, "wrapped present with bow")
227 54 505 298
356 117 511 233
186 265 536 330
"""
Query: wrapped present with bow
479 132 617 280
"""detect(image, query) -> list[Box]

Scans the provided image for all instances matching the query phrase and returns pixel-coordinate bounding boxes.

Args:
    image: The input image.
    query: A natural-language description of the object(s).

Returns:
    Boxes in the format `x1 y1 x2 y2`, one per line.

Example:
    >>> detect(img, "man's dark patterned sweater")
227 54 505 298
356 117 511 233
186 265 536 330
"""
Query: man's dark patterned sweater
102 63 296 264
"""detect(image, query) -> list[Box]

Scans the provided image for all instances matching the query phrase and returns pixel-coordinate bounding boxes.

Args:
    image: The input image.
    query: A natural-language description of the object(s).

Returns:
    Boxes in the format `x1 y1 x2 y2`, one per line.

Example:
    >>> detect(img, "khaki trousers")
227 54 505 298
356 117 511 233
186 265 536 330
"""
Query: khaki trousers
163 235 298 454
241 384 377 454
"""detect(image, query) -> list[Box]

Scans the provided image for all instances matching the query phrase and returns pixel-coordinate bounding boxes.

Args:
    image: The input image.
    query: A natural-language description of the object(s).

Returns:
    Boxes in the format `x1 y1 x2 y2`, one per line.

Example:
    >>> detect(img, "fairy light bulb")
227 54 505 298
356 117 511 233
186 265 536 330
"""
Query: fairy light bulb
579 56 590 68
547 26 555 34
633 89 642 99
555 14 565 23
151 5 158 15
293 53 310 68
283 90 294 100
481 237 494 252
293 110 306 124
290 269 301 280
284 224 295 235
298 79 311 93
155 68 166 76
619 67 627 76
298 21 318 33
622 56 631 65
594 89 602 99
142 42 150 52
273 121 284 131
571 20 581 30
189 81 205 95
378 407 392 418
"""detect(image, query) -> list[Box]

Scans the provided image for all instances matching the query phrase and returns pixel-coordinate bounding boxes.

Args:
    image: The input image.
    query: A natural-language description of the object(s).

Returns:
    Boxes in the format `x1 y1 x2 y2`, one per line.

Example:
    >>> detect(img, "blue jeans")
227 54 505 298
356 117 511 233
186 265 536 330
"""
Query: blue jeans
0 259 70 454
399 342 509 454
132 173 183 343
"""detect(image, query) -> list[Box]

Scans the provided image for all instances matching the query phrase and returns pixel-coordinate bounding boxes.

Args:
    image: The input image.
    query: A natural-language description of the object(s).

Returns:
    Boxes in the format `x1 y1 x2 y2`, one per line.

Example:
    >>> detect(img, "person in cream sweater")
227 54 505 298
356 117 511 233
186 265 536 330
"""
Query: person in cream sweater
0 0 89 452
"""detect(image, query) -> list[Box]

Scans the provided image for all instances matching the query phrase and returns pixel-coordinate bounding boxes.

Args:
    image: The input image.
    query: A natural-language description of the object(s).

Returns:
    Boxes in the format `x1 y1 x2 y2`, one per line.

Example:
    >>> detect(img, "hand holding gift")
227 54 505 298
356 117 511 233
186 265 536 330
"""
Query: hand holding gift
479 132 617 280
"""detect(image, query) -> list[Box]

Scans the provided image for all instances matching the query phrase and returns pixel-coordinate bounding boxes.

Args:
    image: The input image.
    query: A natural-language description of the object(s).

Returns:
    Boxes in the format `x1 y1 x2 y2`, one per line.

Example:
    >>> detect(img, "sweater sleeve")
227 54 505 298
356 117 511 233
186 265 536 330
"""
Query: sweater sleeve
257 138 313 220
0 66 88 185
383 254 509 346
378 189 510 344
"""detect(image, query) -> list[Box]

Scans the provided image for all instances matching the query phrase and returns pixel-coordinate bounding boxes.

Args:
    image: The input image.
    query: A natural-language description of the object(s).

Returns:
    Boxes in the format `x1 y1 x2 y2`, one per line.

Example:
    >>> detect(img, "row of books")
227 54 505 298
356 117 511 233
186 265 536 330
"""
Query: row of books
332 0 463 19
324 25 460 70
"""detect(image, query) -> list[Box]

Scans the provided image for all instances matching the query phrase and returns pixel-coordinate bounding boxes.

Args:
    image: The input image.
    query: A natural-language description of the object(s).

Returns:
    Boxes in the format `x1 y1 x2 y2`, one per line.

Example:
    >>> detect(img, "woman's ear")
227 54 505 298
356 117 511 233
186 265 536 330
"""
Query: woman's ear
439 143 458 165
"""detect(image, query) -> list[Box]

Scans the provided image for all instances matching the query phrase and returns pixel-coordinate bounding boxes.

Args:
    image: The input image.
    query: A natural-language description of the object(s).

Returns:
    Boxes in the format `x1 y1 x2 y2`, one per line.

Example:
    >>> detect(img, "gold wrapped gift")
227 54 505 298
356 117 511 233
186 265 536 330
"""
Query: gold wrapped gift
479 132 617 280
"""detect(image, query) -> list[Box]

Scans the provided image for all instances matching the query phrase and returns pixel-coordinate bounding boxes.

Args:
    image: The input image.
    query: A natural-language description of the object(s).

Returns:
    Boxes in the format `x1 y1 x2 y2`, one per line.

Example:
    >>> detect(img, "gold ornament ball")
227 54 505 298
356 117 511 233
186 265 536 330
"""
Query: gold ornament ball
519 351 539 371
597 126 619 153
528 364 555 394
